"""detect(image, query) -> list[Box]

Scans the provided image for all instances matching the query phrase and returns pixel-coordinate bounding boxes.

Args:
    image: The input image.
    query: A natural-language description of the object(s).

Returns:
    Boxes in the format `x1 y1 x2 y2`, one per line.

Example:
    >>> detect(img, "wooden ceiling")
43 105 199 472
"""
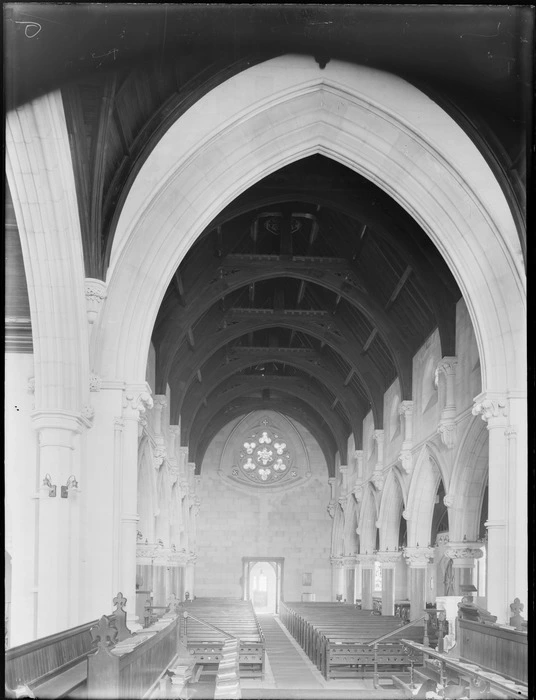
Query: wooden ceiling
5 5 530 472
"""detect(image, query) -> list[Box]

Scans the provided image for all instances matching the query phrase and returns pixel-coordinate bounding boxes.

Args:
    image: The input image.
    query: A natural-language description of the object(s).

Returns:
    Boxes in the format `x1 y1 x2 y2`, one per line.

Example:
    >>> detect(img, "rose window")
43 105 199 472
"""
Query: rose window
238 426 293 484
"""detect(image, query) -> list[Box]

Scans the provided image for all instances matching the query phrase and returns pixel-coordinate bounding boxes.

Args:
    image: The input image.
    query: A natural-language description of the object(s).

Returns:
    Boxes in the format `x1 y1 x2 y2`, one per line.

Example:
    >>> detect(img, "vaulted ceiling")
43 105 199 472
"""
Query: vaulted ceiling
5 5 530 473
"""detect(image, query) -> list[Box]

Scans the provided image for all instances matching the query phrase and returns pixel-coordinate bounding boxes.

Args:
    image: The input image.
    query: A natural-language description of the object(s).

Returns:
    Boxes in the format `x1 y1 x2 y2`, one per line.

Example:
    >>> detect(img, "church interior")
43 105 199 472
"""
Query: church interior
4 5 530 699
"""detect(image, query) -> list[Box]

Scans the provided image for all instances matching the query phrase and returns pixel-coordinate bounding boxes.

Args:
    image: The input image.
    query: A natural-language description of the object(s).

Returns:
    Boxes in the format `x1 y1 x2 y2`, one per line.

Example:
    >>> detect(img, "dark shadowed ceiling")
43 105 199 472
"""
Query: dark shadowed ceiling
5 4 531 473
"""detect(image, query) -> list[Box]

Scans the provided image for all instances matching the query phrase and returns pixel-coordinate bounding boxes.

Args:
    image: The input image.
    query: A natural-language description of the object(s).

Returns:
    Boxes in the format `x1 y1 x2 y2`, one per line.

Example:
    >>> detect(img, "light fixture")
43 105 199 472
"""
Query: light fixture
43 473 56 497
61 474 79 498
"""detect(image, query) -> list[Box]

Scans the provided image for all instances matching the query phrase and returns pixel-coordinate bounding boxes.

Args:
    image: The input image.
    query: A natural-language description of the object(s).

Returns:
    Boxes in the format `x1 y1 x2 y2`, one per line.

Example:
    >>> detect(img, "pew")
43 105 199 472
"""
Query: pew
86 611 180 699
180 598 265 678
5 593 131 698
279 601 425 680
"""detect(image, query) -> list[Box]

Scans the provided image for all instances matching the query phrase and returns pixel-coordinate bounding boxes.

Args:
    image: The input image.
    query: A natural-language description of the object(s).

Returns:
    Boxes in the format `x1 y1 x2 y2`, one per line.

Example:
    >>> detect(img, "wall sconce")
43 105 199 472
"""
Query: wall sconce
43 473 56 497
61 475 79 498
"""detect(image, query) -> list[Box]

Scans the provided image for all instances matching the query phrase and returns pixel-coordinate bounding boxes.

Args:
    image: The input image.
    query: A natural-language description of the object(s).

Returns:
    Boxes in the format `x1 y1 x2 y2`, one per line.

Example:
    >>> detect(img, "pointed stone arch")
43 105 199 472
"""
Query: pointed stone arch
448 416 489 541
405 444 446 547
137 436 159 543
357 483 378 554
331 504 345 557
377 468 406 550
95 55 524 404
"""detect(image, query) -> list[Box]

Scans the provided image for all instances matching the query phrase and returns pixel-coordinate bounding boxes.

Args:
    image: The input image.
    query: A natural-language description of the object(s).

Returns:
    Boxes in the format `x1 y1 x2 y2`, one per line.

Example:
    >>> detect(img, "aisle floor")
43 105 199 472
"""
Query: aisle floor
240 613 405 699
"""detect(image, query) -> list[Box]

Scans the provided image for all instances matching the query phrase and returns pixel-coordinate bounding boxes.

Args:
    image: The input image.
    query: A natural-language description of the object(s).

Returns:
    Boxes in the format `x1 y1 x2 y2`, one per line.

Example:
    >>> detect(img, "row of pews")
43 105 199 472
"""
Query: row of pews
5 593 182 699
279 601 425 680
180 597 265 679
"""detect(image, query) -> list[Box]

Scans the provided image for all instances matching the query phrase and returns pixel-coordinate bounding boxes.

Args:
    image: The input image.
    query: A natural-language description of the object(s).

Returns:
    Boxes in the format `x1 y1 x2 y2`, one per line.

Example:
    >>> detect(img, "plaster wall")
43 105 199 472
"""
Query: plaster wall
454 298 482 412
195 412 333 603
412 330 442 444
4 352 38 645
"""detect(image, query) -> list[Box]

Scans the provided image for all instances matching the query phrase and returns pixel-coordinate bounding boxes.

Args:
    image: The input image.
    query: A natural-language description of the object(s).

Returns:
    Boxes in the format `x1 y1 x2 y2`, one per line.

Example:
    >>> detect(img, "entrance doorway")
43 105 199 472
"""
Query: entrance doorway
242 557 284 614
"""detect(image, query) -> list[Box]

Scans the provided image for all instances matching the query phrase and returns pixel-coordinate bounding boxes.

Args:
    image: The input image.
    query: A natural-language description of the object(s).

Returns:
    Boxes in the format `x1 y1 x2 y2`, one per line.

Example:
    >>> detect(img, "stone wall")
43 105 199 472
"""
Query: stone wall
195 411 333 602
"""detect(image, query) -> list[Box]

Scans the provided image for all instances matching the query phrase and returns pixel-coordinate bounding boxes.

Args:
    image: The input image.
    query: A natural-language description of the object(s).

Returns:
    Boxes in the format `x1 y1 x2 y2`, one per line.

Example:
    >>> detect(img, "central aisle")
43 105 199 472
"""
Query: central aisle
257 613 323 690
239 614 405 699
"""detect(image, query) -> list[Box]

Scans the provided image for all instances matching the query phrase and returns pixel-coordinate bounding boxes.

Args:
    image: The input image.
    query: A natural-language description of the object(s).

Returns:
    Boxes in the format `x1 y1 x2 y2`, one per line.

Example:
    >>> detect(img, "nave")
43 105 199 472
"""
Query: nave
4 4 529 700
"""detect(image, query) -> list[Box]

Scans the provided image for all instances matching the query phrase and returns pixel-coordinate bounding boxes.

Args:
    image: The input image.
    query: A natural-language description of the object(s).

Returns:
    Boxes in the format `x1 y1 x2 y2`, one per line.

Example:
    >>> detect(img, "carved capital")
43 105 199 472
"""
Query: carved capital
376 551 402 567
81 404 95 426
472 393 507 424
445 543 484 561
327 501 336 518
355 553 376 568
371 470 384 491
434 356 458 383
153 395 168 410
342 555 357 568
435 531 450 546
403 546 434 567
153 446 166 469
89 373 101 392
27 376 35 394
398 449 413 474
438 419 457 448
372 429 384 444
398 400 414 417
85 278 107 324
123 385 153 417
169 466 180 485
330 556 344 569
353 483 363 503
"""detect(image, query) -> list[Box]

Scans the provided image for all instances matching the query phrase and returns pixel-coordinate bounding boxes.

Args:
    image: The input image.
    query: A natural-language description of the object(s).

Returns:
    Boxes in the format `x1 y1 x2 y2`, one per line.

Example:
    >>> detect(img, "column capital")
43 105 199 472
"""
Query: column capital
372 429 385 443
85 277 107 325
153 394 168 409
399 400 414 416
472 392 508 426
435 531 450 546
123 384 153 417
169 425 180 436
339 464 349 474
437 419 457 449
398 449 413 474
355 554 376 568
434 356 458 383
403 546 434 567
445 542 484 562
330 556 344 569
371 470 384 491
341 555 358 568
376 551 402 567
352 482 364 502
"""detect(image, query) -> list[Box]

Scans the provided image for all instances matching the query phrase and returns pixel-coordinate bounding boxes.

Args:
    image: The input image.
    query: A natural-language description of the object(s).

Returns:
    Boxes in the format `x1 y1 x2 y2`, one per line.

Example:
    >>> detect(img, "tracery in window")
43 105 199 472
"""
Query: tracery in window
238 425 292 484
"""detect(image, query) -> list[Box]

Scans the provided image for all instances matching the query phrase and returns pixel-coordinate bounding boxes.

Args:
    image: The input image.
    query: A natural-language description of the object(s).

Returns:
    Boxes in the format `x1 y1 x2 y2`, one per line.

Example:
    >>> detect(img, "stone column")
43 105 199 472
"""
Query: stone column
356 554 375 610
152 395 167 446
185 554 197 599
398 401 414 474
327 476 337 518
435 357 458 449
445 542 484 594
342 556 357 604
339 465 349 497
372 430 384 488
121 385 153 630
32 411 88 636
377 552 401 616
403 547 434 621
330 556 345 601
472 393 511 622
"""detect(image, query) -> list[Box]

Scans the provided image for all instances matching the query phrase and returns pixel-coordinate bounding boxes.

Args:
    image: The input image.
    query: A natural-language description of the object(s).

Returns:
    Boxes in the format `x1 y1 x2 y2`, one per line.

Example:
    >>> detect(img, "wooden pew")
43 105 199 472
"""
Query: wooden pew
279 601 424 680
5 593 131 698
181 598 265 678
86 610 180 699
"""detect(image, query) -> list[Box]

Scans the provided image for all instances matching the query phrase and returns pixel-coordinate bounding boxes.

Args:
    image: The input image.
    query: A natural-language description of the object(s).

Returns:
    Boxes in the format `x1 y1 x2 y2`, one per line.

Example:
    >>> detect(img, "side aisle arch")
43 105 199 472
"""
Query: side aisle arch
377 469 406 550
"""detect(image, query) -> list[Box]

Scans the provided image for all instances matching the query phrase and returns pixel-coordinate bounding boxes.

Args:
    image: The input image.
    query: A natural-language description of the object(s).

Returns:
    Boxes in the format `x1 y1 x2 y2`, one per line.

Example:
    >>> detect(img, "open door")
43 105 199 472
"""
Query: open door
242 557 284 614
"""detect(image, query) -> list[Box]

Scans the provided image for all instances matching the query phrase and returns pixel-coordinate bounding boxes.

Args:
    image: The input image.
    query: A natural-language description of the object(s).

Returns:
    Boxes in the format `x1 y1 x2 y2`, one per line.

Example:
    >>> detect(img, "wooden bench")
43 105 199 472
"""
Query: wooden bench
5 593 131 698
279 601 424 680
86 611 181 699
181 598 265 679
